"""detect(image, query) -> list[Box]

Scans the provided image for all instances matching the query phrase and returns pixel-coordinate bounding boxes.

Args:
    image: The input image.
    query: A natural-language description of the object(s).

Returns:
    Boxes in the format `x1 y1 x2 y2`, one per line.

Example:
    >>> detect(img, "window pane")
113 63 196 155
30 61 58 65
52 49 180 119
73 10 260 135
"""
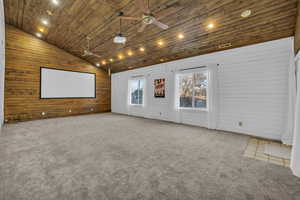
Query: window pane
179 74 193 108
130 79 144 105
138 80 144 105
131 80 139 104
194 72 208 108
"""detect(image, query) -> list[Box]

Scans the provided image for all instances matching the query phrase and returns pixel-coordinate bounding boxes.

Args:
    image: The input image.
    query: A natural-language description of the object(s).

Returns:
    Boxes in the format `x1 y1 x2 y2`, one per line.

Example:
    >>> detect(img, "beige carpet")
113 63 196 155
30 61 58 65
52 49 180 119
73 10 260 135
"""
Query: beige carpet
0 113 299 200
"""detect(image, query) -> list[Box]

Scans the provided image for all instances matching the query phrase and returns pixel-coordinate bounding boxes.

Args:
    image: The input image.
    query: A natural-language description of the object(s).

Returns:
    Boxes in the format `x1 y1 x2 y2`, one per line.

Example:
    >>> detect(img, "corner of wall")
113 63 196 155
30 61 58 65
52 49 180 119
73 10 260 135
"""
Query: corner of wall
0 0 5 132
291 151 300 177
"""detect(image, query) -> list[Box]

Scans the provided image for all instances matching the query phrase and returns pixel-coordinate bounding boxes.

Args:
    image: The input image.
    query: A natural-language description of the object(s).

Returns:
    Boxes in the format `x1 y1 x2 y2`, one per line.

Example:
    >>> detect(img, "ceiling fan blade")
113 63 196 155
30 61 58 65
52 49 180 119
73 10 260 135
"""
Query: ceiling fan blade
73 45 87 53
91 53 102 58
119 16 142 21
155 6 183 20
136 0 150 14
138 23 148 32
153 19 169 30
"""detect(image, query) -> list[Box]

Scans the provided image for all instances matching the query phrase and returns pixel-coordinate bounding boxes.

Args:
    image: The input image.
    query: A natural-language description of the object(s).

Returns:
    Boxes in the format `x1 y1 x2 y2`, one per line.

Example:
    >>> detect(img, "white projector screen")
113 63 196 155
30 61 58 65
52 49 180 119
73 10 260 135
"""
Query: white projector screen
40 67 96 98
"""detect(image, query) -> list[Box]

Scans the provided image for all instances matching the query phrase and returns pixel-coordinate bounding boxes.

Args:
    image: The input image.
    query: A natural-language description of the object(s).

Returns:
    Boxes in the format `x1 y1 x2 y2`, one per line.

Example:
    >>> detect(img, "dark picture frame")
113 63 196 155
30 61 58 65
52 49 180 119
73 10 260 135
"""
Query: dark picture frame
154 78 165 98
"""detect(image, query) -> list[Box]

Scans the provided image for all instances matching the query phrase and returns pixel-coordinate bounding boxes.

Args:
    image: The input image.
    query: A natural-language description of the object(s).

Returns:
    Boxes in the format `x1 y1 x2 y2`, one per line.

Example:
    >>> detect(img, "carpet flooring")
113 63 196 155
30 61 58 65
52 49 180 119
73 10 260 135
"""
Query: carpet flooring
0 113 300 200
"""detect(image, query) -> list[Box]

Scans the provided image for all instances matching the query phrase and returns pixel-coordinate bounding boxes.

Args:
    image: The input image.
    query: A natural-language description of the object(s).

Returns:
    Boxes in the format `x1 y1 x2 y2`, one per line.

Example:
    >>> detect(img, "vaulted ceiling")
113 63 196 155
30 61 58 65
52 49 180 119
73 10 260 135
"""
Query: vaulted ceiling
4 0 299 73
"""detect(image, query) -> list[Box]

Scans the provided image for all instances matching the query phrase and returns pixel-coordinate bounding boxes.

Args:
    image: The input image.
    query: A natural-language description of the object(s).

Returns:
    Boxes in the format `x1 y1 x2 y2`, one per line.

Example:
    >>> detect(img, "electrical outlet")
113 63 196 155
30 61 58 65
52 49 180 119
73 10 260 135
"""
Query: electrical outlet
238 121 243 127
217 65 224 73
69 109 72 113
90 108 94 111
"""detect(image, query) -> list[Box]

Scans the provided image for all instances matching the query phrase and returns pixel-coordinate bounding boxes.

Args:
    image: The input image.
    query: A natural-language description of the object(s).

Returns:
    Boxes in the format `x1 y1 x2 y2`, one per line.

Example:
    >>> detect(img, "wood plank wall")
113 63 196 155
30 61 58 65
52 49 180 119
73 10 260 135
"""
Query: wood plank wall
295 0 300 53
5 25 111 123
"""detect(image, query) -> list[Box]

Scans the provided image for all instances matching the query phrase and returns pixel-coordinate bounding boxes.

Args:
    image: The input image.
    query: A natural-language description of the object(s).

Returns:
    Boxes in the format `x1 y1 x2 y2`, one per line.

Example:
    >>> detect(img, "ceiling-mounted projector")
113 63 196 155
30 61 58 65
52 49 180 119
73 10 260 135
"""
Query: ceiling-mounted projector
113 33 127 44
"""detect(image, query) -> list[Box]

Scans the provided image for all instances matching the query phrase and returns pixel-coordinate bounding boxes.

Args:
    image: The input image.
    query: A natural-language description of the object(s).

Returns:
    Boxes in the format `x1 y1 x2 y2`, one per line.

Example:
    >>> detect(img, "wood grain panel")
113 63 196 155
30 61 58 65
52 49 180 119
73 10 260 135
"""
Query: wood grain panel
5 25 111 123
3 0 298 72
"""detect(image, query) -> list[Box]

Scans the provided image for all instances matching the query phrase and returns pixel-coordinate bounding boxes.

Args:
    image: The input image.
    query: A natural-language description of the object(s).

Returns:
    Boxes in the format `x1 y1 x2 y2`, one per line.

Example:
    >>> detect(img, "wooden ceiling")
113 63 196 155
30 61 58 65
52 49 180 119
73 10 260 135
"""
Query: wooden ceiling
4 0 299 73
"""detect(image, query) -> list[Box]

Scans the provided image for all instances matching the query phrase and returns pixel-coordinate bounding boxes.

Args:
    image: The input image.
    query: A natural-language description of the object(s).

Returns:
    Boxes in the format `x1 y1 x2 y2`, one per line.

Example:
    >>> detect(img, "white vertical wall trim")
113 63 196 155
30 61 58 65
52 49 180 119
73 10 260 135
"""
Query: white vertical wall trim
282 38 296 145
208 64 218 129
291 51 300 177
172 69 181 123
112 37 292 141
0 0 5 133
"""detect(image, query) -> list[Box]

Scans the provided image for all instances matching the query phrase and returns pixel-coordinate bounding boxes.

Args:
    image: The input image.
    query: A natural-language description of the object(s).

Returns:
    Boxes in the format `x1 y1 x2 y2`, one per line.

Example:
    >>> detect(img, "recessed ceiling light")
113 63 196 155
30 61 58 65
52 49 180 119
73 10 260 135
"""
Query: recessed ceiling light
158 40 164 46
207 23 214 29
36 32 42 38
160 58 165 62
38 27 45 33
177 33 184 39
102 60 106 65
241 10 251 18
96 63 100 67
127 51 133 56
139 47 145 52
52 0 59 5
41 19 49 26
118 54 124 60
109 58 114 62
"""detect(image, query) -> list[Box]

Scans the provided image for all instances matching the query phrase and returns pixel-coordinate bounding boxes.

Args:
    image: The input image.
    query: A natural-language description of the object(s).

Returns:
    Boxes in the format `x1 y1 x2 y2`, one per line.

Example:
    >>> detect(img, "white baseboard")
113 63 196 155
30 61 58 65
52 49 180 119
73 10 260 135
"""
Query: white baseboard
292 166 300 177
291 151 300 177
281 137 293 146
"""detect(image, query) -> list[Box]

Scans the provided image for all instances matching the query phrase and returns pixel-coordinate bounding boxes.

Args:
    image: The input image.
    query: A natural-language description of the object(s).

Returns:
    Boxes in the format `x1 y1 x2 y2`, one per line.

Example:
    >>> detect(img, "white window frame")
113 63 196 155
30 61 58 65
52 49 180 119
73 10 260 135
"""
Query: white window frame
128 78 145 106
175 69 209 111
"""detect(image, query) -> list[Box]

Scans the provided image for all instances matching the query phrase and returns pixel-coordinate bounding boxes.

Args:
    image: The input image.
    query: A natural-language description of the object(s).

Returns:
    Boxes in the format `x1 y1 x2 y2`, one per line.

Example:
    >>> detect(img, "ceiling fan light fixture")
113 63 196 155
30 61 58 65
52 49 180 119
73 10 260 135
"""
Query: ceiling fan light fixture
241 10 251 18
41 19 49 26
36 32 42 38
52 0 59 5
142 15 155 24
113 33 127 44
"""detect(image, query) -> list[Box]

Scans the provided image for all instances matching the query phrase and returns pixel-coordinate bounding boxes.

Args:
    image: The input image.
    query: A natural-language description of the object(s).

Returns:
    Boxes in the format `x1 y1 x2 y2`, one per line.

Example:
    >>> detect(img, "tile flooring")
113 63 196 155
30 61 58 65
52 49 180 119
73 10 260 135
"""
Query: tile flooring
244 138 291 167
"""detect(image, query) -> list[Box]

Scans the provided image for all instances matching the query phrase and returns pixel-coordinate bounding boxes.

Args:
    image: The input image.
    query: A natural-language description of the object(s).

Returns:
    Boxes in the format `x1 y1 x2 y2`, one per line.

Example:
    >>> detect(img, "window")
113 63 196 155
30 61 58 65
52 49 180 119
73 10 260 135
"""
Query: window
178 71 208 109
130 79 144 105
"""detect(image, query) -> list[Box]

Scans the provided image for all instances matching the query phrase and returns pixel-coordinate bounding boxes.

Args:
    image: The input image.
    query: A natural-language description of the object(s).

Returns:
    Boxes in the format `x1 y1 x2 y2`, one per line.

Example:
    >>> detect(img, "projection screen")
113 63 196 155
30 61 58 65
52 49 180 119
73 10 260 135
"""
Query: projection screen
40 67 96 99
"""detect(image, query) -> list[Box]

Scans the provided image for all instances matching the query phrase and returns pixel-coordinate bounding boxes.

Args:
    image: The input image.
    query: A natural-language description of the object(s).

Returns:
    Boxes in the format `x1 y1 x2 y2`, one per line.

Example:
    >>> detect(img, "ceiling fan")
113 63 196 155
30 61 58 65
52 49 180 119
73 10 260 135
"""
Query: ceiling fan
81 36 102 58
113 16 127 44
119 0 182 32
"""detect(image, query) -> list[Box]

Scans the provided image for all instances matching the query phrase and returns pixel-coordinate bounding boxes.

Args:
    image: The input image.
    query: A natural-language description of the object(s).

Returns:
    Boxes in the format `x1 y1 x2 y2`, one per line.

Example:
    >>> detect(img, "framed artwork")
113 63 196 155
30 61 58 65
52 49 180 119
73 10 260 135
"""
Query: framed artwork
154 78 165 98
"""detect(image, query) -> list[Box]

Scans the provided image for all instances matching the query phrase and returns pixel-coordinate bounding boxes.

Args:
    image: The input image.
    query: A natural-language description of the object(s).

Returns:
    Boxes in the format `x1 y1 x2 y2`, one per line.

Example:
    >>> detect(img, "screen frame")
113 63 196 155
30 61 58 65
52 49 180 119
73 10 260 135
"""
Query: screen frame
40 67 96 99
